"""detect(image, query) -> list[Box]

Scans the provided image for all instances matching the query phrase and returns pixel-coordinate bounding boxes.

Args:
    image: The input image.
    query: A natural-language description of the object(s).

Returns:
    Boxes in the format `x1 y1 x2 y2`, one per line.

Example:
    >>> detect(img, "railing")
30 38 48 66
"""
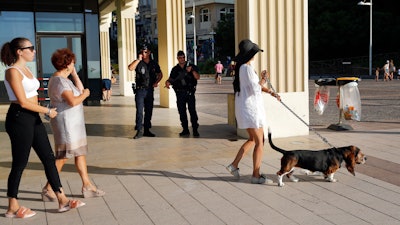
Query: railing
309 52 399 78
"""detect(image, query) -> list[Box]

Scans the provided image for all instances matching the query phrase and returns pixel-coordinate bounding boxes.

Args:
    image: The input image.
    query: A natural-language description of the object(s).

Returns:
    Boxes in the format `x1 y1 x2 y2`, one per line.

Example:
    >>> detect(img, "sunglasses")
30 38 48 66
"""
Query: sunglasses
19 46 35 51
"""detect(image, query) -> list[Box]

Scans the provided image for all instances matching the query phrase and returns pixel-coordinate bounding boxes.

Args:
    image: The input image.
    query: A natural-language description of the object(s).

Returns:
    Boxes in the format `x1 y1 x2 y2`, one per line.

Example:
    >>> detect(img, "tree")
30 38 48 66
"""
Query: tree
214 14 235 65
309 0 400 61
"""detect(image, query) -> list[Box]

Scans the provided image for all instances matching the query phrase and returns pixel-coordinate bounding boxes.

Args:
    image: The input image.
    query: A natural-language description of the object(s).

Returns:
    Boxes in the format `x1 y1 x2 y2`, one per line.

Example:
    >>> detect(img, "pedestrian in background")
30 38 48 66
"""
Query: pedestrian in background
102 77 112 101
389 59 396 81
1 37 85 218
227 60 236 77
375 67 380 81
128 45 163 139
226 39 280 184
214 60 224 84
165 50 200 137
383 60 390 81
397 68 400 80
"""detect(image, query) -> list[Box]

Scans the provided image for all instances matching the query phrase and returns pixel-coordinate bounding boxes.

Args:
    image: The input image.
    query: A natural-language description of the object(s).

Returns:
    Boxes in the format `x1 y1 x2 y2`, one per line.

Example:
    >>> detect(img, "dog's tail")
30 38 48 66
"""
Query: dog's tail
267 127 287 154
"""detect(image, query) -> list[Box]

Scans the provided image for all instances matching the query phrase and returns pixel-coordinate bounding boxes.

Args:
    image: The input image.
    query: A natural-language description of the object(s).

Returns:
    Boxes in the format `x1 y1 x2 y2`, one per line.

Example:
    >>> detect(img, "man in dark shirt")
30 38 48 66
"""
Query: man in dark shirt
128 45 163 139
165 50 200 137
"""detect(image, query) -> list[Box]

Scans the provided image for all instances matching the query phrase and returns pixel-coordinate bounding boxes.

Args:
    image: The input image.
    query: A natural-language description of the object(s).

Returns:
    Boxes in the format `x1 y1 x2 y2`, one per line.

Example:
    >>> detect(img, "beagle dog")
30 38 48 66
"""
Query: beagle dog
268 130 366 187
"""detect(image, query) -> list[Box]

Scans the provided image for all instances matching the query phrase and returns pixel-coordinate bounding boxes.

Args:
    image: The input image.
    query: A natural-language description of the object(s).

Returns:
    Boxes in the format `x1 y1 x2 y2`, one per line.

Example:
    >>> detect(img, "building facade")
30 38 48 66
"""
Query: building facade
184 0 234 62
0 0 103 105
133 0 234 63
0 0 310 138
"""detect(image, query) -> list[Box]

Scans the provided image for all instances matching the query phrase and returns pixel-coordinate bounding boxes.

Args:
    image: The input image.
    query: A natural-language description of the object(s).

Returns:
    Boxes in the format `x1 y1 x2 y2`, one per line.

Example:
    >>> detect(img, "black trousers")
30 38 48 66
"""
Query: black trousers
175 90 199 130
5 103 62 198
134 88 154 131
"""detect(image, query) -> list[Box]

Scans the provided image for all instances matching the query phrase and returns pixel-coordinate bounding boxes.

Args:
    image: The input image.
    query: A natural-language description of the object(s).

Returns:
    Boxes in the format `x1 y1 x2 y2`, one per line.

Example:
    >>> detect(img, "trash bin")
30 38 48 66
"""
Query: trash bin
314 78 336 86
327 77 361 131
313 78 336 115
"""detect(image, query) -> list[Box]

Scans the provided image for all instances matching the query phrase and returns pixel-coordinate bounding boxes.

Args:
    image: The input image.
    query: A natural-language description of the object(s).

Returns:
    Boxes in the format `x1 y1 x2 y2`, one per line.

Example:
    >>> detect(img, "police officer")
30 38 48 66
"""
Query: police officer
128 45 163 139
165 50 200 137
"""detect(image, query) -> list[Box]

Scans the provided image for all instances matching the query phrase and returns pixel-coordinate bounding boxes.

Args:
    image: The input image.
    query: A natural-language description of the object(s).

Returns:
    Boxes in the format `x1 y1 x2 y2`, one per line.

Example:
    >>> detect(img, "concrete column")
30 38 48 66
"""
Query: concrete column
100 13 112 79
234 0 309 138
157 0 186 108
115 0 138 96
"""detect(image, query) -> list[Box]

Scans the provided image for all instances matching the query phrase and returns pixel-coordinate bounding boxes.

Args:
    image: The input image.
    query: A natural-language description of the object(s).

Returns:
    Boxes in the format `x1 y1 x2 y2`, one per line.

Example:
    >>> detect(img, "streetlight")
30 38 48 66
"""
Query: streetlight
190 2 197 65
209 31 216 59
358 0 372 76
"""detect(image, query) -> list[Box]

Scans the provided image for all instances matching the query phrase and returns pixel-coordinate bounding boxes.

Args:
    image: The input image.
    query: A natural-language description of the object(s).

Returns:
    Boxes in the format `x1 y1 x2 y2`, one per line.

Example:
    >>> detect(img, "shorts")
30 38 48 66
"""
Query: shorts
102 79 111 90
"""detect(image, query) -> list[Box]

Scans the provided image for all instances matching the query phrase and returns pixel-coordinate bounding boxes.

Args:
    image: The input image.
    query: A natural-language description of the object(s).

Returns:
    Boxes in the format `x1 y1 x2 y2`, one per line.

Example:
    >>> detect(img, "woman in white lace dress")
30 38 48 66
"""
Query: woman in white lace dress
41 48 105 200
226 39 280 184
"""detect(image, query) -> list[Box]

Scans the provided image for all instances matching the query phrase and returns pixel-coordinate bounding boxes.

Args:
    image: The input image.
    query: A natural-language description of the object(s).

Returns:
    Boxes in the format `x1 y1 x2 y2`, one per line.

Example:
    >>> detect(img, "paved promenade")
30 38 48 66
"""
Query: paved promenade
0 78 399 225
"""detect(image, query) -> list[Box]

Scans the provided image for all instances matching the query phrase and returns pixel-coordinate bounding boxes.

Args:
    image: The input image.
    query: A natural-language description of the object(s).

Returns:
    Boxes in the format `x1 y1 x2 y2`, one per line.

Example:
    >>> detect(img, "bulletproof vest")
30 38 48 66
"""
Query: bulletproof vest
172 66 197 90
135 61 150 88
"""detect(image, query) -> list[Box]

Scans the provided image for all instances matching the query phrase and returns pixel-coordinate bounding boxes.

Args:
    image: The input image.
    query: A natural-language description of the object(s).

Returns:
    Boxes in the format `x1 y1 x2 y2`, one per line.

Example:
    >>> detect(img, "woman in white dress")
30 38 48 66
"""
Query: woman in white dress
226 39 280 184
41 48 105 200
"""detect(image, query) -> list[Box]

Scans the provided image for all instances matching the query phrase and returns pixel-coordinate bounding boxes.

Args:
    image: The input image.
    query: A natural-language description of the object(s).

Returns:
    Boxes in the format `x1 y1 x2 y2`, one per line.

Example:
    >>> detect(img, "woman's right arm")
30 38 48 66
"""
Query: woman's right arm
6 68 57 118
61 88 90 107
70 67 84 93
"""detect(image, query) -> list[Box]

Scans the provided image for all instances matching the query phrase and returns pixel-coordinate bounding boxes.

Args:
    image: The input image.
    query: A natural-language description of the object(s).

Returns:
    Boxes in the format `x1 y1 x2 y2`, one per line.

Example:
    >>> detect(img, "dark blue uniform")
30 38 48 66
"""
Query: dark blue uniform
134 60 161 132
169 63 199 133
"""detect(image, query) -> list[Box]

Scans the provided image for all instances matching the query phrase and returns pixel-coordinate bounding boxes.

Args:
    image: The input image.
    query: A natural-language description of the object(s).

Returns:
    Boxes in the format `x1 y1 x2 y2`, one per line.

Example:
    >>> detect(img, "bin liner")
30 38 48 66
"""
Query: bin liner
313 85 330 115
340 81 361 121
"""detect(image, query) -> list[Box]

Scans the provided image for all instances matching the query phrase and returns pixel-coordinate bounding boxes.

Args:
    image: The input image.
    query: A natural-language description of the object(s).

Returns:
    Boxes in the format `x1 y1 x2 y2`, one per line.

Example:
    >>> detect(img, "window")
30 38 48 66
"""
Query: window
220 8 234 21
35 12 84 32
187 11 193 25
200 8 209 23
0 11 35 81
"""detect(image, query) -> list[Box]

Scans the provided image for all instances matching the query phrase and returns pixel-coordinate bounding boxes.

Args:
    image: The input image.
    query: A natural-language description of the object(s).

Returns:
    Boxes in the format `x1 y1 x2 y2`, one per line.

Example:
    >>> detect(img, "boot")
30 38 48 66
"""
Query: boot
179 129 190 137
133 130 143 139
143 129 156 137
193 128 200 137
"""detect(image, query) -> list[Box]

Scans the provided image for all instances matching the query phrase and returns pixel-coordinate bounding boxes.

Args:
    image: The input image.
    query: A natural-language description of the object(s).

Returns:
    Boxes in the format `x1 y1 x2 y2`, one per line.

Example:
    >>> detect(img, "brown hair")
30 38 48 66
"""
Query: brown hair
0 37 30 66
51 48 76 70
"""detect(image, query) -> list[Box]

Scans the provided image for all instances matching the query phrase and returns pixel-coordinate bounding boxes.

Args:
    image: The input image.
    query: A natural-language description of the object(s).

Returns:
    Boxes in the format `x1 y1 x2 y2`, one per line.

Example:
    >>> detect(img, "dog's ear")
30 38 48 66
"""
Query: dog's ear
346 164 356 176
345 146 356 176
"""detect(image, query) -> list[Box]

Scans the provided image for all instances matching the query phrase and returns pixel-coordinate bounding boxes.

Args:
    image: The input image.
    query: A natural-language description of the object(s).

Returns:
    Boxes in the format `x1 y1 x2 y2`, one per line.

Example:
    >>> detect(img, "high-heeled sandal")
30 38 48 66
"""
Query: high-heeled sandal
41 188 57 202
82 187 106 198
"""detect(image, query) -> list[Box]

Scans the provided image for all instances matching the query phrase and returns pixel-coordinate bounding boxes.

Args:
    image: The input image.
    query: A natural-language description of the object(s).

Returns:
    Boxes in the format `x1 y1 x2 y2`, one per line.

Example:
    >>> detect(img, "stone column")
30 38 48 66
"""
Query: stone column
115 0 138 96
157 0 186 108
100 13 112 80
234 0 309 137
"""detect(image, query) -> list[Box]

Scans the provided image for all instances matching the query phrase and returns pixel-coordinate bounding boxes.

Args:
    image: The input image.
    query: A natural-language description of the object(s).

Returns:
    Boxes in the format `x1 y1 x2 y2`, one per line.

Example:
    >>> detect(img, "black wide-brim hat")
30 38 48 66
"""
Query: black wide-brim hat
234 39 263 63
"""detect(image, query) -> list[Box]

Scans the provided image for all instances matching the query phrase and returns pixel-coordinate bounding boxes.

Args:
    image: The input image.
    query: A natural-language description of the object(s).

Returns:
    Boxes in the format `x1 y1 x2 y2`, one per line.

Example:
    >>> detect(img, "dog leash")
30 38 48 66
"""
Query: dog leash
265 77 335 148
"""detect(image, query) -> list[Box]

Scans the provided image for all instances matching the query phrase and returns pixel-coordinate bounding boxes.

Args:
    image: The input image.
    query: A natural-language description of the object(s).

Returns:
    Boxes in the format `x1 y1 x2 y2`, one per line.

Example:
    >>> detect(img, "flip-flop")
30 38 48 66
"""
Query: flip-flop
5 206 36 218
58 200 86 213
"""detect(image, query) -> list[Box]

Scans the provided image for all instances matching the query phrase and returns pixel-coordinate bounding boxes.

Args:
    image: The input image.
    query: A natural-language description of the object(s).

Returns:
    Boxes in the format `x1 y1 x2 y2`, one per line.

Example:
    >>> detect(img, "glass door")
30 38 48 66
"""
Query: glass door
36 35 83 102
